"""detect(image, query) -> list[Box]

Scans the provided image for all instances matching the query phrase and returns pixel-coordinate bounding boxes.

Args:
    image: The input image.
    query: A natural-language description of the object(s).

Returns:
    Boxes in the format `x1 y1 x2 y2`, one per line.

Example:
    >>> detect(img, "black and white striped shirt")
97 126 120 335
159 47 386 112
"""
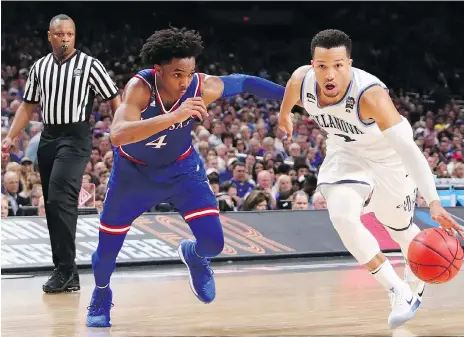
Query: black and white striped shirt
23 50 119 125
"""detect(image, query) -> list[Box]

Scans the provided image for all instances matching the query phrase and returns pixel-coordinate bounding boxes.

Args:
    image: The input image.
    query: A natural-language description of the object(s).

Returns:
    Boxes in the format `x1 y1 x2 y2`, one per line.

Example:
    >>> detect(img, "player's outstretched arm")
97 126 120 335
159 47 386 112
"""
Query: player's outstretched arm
110 78 206 146
199 73 285 106
277 66 309 140
360 85 464 237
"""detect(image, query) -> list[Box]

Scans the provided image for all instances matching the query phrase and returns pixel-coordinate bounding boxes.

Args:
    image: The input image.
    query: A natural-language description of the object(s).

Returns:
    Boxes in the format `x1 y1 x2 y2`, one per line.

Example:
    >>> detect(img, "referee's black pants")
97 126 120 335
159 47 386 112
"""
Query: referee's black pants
37 122 92 272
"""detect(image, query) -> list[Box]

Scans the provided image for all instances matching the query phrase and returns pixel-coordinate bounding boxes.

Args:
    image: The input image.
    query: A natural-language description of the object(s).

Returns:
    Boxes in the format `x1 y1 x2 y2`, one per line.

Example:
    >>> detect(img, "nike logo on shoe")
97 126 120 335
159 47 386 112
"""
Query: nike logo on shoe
418 287 425 298
406 297 413 305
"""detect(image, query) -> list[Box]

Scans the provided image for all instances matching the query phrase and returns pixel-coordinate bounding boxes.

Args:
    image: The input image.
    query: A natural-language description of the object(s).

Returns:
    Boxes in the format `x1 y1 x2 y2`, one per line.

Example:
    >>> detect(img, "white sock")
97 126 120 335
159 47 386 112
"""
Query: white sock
371 260 404 292
385 224 422 283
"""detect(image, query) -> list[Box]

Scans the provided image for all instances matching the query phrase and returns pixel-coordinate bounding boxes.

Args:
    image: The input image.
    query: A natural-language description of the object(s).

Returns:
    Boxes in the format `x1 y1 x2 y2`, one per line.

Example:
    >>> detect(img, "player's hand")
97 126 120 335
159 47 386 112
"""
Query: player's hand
1 136 13 161
174 97 208 122
278 113 293 140
430 200 464 239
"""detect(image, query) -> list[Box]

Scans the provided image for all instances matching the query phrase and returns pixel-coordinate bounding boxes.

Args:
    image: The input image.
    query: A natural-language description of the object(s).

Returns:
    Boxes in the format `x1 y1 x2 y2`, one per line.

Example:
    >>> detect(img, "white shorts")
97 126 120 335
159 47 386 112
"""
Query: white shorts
317 149 417 230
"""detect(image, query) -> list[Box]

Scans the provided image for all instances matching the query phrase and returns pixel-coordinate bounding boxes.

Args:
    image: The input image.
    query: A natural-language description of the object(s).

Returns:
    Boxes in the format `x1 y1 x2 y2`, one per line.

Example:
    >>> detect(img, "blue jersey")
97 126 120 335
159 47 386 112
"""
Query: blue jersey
117 69 202 168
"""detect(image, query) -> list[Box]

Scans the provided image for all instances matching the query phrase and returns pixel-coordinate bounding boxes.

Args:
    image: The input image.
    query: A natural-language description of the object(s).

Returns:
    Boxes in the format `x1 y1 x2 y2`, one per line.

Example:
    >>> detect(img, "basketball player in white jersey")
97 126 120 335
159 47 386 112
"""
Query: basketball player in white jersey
278 29 464 329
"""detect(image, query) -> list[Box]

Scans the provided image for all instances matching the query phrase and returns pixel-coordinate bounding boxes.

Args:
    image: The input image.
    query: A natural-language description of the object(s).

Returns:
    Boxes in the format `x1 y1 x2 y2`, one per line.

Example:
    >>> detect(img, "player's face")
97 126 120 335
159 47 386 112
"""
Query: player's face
48 19 76 57
156 58 196 99
311 46 352 99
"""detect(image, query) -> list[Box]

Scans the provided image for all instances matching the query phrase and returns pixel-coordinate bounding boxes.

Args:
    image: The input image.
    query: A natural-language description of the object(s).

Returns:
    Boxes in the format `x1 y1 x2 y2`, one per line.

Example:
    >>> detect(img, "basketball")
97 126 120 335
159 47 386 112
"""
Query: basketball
407 228 463 284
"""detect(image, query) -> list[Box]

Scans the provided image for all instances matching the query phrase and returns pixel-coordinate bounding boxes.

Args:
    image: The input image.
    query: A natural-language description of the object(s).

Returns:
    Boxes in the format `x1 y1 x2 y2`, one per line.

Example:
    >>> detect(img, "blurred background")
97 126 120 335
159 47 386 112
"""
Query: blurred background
2 1 464 217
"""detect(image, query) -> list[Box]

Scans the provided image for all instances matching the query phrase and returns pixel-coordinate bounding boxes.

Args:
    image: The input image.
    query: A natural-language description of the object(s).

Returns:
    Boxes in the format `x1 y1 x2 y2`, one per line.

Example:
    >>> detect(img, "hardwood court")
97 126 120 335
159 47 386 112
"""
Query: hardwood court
2 257 463 337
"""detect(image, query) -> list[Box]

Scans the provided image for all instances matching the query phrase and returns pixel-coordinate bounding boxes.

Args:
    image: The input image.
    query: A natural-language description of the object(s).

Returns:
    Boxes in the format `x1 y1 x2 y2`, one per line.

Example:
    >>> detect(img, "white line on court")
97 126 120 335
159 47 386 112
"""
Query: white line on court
112 258 406 279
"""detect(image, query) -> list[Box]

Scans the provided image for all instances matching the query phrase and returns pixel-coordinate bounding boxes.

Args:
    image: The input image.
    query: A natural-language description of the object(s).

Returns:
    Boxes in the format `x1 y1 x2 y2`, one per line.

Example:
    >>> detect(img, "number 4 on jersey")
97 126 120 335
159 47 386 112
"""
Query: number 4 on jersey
146 135 168 148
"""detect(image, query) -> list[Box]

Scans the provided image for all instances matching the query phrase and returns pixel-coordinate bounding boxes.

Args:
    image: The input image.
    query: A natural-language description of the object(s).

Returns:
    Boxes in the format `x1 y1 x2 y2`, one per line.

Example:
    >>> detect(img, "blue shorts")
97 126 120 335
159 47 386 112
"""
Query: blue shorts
100 147 218 233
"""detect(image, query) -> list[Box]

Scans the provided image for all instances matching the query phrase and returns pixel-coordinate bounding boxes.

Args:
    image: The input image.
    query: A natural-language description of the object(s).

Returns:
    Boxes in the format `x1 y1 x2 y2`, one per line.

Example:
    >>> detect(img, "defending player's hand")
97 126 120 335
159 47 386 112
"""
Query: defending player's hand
430 201 464 239
278 113 293 140
1 137 13 161
174 97 208 122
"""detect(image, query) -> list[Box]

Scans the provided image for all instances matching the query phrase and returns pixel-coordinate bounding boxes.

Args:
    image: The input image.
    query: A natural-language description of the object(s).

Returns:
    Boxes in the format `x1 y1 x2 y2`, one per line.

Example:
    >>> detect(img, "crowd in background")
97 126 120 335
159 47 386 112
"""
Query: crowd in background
2 2 464 217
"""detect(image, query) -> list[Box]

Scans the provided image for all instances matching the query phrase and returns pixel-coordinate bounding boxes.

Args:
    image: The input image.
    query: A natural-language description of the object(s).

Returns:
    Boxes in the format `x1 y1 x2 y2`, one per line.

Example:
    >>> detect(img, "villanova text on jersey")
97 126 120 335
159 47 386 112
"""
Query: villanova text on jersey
117 69 201 168
306 111 364 135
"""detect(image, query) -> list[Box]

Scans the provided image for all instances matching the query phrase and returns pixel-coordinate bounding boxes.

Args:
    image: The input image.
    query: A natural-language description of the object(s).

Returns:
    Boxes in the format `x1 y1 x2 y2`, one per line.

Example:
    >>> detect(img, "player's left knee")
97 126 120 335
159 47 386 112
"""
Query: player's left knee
385 220 421 243
201 235 224 257
200 219 224 256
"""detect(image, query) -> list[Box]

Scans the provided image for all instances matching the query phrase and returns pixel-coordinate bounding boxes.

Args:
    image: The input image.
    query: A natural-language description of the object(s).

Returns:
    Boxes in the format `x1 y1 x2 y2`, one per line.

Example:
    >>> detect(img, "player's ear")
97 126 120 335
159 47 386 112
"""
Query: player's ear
310 60 314 67
154 64 161 74
348 59 353 66
47 31 51 43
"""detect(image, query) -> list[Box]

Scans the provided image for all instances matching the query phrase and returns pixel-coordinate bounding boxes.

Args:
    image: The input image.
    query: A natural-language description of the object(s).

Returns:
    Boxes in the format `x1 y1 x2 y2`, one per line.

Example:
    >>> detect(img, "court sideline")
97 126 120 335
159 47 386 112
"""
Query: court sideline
2 256 463 337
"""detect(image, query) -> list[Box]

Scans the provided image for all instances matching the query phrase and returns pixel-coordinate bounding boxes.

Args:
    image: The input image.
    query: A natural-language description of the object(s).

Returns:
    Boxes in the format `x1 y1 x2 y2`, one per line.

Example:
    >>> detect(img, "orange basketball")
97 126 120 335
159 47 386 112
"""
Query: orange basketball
407 228 463 284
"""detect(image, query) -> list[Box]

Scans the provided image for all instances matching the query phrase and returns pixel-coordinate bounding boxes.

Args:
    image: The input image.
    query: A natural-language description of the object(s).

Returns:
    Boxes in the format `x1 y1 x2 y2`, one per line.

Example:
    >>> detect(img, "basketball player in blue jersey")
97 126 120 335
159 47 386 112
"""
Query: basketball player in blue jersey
86 27 285 327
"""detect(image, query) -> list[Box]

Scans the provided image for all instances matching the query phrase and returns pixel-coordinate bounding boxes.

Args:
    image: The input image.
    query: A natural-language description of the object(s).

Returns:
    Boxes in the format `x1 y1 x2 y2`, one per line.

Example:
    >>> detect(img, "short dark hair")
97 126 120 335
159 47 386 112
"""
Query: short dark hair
139 26 204 66
49 14 73 27
310 29 352 58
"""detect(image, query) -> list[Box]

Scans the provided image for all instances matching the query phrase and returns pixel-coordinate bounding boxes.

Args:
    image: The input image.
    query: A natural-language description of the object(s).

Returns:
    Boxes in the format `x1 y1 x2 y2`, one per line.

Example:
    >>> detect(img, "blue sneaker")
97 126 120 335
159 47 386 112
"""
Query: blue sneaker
178 239 216 303
86 286 113 327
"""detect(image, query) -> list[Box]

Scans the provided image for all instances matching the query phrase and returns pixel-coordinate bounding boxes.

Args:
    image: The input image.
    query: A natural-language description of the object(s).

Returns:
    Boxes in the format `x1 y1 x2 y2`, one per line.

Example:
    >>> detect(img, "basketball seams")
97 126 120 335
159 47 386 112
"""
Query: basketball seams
407 260 447 268
433 228 455 257
412 238 453 264
409 228 463 283
433 228 462 269
408 260 449 283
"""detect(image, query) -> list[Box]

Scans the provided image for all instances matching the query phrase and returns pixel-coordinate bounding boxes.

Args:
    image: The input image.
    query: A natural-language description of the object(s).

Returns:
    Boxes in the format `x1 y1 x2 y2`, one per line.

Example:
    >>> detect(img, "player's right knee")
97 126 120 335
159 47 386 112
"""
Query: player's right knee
322 183 370 224
322 184 380 264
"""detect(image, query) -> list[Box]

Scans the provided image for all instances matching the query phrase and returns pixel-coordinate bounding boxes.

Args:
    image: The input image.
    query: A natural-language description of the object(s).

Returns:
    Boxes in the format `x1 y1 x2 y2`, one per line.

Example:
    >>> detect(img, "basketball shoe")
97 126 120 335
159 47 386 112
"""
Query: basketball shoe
86 286 113 327
178 239 216 303
404 263 425 303
43 268 80 293
388 282 421 329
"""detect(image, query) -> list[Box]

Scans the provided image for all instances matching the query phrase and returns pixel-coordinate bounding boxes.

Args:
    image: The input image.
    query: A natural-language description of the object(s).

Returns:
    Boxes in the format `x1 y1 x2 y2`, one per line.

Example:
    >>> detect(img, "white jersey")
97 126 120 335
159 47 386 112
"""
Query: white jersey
301 66 398 162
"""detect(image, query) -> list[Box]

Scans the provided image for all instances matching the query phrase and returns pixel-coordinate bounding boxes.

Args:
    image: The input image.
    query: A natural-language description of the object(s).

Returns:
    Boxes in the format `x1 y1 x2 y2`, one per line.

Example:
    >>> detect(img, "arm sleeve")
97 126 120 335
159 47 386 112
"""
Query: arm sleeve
219 74 285 101
382 117 439 205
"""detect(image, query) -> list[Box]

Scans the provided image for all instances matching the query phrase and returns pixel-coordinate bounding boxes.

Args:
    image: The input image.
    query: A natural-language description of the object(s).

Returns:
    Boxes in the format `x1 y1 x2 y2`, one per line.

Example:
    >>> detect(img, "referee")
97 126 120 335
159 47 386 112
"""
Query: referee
1 14 121 293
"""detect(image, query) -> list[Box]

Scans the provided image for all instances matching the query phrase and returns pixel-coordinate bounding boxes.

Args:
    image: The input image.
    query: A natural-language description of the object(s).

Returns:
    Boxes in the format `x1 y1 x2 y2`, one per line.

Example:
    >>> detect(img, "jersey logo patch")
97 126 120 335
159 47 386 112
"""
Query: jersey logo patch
345 96 355 113
73 69 82 77
306 93 316 103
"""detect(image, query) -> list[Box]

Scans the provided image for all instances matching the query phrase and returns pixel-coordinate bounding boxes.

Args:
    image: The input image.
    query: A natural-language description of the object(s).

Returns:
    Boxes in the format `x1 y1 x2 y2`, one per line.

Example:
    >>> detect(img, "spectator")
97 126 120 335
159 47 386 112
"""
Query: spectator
37 196 46 216
230 162 254 198
242 190 270 211
3 171 29 215
311 192 328 210
1 194 9 217
291 190 310 210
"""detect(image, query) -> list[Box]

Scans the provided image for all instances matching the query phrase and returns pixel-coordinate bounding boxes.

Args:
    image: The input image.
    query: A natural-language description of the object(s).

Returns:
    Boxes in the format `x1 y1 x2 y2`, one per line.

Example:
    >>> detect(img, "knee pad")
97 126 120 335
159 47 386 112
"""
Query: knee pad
321 184 381 265
189 216 224 258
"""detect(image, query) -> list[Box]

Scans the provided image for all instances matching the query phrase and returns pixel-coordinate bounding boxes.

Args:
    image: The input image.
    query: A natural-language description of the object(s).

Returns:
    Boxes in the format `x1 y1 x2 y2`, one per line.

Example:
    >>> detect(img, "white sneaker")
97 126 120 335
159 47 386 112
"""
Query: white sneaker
404 264 425 303
387 283 420 329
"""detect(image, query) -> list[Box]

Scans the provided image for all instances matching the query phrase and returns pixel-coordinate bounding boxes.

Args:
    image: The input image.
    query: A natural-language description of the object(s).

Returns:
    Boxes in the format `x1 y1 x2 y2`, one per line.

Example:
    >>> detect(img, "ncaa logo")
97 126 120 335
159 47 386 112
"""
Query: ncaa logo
73 69 82 77
345 96 355 112
306 93 316 103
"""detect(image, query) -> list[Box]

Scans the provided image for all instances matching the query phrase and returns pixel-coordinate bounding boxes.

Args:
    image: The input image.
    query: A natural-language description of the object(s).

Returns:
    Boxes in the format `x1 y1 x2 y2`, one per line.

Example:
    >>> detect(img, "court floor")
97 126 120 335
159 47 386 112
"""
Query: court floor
2 256 463 337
